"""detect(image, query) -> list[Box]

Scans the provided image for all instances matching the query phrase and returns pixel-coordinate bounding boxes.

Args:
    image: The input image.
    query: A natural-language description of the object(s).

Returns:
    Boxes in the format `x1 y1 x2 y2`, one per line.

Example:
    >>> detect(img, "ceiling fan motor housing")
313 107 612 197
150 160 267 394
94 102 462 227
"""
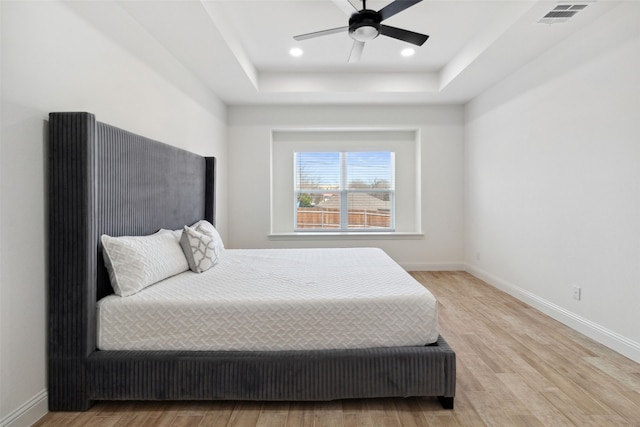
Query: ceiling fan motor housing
349 10 382 42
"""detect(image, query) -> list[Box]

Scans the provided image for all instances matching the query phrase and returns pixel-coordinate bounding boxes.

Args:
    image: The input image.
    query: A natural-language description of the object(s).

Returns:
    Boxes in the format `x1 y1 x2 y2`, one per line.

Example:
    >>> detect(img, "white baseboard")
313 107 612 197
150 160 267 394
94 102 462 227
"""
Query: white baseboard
402 262 465 271
466 263 640 364
0 390 47 427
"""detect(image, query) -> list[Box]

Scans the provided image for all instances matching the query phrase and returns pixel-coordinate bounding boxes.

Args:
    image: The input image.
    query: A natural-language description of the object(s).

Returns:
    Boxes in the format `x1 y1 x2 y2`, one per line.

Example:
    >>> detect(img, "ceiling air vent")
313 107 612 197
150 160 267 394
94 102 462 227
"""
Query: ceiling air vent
538 4 588 24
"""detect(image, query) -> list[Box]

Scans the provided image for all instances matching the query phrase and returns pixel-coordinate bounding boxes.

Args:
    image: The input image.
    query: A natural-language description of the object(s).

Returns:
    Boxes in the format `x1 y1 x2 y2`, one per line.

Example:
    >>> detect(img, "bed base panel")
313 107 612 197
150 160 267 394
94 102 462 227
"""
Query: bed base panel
86 336 455 404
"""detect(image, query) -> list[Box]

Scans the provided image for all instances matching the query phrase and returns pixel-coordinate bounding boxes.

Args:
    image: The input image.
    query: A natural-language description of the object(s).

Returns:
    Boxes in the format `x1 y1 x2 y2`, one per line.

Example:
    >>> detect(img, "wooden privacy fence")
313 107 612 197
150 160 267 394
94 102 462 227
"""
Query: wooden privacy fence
297 208 390 229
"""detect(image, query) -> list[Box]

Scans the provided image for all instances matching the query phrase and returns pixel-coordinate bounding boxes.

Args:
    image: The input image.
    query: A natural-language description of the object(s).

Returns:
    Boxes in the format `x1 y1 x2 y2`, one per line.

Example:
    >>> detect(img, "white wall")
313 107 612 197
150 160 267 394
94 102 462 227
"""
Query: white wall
465 2 640 362
0 1 227 425
227 105 464 269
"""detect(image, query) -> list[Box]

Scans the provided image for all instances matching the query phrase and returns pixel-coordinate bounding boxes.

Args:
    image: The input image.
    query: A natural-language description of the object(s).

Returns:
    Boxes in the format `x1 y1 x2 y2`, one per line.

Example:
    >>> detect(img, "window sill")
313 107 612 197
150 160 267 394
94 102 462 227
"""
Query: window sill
268 232 424 241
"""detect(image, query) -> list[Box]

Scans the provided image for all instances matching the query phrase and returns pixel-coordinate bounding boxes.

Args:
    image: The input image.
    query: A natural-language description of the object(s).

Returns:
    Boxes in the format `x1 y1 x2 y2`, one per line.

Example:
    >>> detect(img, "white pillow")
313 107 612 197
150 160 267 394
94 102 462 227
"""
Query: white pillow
160 228 183 242
180 225 220 273
101 230 189 297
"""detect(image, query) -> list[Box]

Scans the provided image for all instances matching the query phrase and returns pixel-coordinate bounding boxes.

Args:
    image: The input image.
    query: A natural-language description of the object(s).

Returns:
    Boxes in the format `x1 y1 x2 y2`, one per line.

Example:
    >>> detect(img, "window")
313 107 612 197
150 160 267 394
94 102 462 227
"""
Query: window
270 129 419 236
294 151 395 231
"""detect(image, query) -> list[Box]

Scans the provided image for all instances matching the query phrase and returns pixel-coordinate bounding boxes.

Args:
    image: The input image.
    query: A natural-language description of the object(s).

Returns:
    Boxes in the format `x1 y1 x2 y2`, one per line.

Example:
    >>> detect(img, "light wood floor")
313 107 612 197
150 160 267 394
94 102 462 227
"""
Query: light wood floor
35 271 640 426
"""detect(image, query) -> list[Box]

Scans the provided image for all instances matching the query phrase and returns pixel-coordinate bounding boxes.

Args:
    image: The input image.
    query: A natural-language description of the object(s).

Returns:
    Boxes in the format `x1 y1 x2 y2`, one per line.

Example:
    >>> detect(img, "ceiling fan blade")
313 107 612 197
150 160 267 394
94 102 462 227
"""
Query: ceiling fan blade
331 0 358 15
380 24 429 46
345 0 360 12
378 0 422 21
348 40 365 63
293 26 349 41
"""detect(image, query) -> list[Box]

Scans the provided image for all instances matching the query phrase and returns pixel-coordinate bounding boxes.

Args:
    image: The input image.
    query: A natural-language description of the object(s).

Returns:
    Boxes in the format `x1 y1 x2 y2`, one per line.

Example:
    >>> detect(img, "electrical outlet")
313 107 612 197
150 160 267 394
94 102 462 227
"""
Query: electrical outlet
572 285 581 301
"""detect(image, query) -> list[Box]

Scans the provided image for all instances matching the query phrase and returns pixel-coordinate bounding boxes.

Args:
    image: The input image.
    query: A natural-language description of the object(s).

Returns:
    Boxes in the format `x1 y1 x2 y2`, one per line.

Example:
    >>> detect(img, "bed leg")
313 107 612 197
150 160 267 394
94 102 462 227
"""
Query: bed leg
438 396 454 409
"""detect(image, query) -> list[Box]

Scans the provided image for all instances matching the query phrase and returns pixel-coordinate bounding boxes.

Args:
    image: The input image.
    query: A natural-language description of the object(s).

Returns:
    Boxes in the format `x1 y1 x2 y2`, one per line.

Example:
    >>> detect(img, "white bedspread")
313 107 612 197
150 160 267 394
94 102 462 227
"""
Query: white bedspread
97 248 438 351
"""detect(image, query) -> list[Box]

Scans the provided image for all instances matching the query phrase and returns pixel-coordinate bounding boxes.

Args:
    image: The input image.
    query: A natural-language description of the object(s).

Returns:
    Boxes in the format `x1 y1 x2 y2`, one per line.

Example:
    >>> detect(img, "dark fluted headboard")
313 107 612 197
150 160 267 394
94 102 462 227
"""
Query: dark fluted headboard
47 112 215 407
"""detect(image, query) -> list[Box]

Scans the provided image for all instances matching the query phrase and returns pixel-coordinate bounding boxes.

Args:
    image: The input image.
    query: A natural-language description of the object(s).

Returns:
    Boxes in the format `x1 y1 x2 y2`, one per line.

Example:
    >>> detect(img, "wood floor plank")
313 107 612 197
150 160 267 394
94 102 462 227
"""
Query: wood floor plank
169 414 203 427
284 402 315 427
312 400 344 427
227 402 262 427
199 401 237 427
35 271 640 426
256 412 288 427
445 393 486 427
464 390 519 426
113 412 153 427
496 372 572 426
342 413 374 427
361 399 401 427
139 410 178 427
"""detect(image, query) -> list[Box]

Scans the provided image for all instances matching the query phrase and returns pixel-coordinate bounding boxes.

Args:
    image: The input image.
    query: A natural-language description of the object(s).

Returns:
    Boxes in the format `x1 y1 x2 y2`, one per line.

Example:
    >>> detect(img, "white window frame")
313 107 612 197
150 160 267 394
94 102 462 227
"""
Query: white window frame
270 129 421 238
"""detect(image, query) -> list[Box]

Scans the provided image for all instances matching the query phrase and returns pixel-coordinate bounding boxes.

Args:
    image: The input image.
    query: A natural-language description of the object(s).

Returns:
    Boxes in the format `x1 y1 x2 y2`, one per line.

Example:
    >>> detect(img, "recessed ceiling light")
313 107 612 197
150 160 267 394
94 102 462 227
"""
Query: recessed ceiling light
401 48 415 57
289 47 303 57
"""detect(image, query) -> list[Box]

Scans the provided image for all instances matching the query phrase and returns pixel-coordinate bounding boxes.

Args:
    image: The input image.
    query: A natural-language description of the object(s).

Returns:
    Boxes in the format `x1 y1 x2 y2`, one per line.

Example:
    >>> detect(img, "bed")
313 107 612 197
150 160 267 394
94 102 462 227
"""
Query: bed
47 112 456 411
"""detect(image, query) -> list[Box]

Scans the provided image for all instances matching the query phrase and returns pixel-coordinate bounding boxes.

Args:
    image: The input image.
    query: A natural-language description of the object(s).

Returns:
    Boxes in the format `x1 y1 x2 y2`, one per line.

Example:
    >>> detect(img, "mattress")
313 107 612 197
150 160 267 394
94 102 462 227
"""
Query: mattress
97 248 438 351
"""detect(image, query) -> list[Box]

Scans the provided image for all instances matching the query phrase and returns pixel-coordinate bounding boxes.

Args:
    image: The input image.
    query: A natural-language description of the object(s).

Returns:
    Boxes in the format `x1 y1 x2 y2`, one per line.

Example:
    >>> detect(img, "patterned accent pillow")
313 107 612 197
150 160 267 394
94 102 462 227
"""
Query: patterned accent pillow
101 230 189 297
191 220 225 254
180 225 220 273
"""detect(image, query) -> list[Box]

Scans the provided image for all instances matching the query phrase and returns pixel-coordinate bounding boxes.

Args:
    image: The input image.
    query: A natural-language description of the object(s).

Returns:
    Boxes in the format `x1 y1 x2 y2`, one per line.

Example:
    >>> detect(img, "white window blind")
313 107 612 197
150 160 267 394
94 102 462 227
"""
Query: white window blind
294 152 395 231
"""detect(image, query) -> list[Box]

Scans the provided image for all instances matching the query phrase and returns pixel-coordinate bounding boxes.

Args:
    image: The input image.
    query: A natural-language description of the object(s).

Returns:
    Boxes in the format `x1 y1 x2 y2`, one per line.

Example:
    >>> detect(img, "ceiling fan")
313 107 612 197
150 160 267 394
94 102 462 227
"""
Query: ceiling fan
293 0 429 63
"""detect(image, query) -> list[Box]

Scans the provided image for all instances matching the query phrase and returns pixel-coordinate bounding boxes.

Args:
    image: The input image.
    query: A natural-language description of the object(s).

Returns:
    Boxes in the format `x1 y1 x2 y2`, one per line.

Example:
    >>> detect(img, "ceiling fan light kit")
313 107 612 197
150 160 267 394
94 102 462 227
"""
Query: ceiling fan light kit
349 9 382 42
293 0 429 62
